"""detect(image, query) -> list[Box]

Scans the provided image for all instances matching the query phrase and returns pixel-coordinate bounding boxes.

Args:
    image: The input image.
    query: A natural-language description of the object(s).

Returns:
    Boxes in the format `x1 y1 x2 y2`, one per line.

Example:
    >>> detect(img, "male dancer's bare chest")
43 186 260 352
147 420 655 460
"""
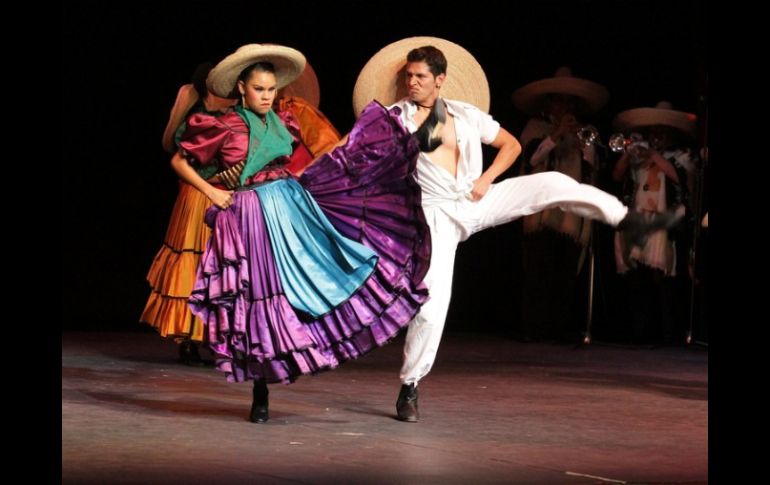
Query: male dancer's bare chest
422 113 460 179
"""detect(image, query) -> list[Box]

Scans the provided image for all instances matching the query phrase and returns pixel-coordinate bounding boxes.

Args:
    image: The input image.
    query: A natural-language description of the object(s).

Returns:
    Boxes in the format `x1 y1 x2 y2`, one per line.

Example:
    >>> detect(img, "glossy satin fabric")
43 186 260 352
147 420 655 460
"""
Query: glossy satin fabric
143 104 334 342
188 102 430 383
256 178 377 317
278 96 341 157
141 182 212 341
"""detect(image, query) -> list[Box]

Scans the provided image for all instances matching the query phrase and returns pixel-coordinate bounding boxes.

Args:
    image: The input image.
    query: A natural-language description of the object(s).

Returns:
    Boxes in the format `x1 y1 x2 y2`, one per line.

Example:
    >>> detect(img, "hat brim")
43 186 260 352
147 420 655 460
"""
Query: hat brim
512 77 609 115
613 107 697 136
281 61 321 108
207 44 306 98
352 36 490 117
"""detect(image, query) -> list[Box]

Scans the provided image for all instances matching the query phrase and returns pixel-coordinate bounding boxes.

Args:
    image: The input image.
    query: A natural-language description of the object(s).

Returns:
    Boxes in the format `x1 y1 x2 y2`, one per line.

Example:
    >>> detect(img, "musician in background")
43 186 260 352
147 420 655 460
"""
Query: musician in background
611 101 697 344
512 67 610 342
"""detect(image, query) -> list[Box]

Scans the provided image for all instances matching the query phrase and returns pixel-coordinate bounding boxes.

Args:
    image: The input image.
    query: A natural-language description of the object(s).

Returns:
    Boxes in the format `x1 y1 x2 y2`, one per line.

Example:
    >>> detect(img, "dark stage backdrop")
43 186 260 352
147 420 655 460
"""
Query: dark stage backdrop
61 1 707 335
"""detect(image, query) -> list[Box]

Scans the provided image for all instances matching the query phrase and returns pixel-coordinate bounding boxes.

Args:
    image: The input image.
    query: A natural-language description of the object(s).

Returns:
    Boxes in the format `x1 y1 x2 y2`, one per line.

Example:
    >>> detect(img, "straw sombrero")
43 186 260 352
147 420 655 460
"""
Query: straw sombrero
613 101 697 136
207 44 306 98
512 66 609 115
352 36 490 117
281 61 321 108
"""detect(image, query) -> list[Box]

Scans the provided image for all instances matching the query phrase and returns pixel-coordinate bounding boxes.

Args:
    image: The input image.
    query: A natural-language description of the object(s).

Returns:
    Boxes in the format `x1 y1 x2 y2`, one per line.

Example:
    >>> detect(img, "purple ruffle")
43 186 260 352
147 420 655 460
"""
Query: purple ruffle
189 102 430 383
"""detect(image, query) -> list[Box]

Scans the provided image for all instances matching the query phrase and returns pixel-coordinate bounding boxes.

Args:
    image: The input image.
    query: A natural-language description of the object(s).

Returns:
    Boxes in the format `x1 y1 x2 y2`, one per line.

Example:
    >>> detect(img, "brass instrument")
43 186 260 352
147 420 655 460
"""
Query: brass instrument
559 114 601 147
609 132 649 166
576 125 600 147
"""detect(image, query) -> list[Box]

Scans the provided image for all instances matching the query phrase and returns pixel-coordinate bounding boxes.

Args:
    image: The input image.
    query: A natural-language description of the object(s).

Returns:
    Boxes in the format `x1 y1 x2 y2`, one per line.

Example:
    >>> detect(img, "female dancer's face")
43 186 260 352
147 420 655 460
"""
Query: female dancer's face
239 70 278 116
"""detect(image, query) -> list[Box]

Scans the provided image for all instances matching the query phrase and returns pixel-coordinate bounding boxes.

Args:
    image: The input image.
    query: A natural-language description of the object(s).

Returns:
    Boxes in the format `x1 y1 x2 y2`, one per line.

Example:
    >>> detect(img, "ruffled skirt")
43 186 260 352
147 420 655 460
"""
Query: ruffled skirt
141 182 211 341
189 102 431 383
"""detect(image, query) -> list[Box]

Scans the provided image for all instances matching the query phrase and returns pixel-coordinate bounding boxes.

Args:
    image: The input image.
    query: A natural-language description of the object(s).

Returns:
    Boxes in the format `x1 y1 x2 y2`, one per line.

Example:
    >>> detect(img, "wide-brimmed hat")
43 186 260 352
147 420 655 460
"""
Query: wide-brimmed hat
207 44 306 98
352 36 490 117
512 66 609 115
281 61 321 108
613 101 697 136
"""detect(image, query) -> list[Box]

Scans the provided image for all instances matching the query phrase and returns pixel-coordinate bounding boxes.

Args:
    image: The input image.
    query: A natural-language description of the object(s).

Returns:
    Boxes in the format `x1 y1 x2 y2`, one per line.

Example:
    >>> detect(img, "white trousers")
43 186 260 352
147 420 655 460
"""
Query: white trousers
400 172 628 385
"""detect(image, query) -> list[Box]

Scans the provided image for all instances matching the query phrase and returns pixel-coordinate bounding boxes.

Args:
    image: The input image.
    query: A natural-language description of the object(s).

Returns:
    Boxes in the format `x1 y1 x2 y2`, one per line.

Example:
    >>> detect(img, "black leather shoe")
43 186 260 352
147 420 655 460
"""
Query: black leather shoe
396 383 419 422
178 340 207 367
618 209 682 249
250 379 269 423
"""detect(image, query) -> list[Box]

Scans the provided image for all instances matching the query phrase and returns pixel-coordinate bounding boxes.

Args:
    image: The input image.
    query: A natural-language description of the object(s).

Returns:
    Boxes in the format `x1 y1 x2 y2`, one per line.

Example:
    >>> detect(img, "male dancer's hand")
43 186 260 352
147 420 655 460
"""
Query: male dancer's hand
469 176 492 201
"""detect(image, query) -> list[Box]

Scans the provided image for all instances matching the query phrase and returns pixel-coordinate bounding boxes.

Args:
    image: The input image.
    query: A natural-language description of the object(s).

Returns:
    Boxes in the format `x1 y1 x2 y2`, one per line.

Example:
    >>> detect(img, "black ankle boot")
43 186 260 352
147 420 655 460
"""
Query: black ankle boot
396 383 419 422
250 379 269 423
617 209 682 249
178 340 206 367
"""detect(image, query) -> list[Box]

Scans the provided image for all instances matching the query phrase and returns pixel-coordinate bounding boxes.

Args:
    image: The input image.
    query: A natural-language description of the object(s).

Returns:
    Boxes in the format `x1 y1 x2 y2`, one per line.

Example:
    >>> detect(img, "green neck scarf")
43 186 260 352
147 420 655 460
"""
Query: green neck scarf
235 105 294 184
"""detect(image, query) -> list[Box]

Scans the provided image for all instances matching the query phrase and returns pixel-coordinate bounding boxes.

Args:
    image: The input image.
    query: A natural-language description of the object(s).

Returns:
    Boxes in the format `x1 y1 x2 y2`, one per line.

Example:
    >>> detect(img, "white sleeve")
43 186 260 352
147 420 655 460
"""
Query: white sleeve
473 108 501 144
